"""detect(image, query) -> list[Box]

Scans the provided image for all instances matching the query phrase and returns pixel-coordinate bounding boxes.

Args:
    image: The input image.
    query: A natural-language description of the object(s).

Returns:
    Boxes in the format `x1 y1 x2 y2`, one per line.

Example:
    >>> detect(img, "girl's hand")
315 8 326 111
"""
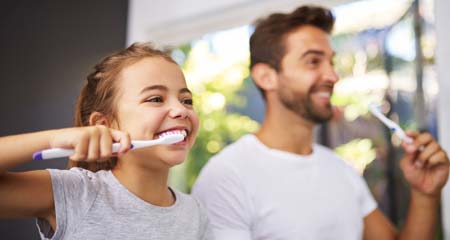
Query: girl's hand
49 126 131 162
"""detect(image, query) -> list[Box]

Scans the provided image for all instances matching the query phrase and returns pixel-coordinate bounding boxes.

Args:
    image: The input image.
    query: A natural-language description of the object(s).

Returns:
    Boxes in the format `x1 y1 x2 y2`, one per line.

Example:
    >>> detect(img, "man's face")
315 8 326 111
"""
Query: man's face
277 25 339 124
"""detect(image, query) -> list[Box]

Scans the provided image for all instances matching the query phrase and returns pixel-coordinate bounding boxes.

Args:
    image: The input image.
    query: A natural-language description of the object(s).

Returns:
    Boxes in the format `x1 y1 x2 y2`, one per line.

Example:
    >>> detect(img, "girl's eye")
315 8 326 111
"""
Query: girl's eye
146 97 163 103
182 99 193 105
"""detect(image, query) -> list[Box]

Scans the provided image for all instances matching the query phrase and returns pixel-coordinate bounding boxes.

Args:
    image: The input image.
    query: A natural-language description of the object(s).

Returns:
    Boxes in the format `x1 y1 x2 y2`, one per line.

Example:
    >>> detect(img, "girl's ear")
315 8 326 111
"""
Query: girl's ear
88 112 111 127
251 63 278 92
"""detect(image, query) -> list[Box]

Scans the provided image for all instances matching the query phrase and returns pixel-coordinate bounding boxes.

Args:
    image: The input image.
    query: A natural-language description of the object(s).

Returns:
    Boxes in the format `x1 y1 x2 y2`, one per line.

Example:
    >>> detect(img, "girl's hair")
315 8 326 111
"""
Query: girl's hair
69 42 176 172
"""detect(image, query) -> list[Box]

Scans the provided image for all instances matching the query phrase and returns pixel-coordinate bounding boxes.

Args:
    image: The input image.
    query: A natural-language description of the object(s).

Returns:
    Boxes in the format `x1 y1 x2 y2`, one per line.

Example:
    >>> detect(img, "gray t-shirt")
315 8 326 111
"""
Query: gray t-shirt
37 167 213 240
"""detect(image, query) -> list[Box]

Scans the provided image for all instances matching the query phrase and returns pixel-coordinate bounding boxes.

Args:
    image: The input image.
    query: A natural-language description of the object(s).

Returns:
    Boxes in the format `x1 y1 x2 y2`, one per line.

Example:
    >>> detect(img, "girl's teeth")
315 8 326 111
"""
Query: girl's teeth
158 130 188 139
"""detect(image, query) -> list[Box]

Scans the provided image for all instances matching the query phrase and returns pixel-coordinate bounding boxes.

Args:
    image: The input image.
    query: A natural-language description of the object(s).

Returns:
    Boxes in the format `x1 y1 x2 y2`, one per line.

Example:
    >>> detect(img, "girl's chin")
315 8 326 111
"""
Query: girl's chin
161 152 187 166
121 148 188 167
163 159 186 167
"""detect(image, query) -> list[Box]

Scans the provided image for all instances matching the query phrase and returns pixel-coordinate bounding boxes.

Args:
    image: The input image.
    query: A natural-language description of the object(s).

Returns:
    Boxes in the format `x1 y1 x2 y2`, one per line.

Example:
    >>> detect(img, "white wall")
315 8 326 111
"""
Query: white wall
127 0 353 46
435 0 450 238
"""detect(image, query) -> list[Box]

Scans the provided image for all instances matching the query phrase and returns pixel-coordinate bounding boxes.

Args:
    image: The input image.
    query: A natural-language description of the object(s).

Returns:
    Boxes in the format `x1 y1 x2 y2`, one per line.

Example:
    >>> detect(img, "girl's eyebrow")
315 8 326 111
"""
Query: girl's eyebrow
140 85 192 95
140 85 167 94
180 88 192 95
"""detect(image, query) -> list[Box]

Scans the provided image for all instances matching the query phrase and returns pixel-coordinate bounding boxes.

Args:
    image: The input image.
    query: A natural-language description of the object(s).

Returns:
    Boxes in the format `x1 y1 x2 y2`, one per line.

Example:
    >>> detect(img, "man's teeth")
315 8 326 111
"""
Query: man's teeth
158 130 187 139
316 92 331 98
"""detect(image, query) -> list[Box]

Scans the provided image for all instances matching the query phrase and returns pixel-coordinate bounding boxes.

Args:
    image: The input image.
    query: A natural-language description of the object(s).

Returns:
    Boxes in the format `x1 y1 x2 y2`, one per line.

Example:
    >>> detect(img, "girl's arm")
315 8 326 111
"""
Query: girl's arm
0 126 131 221
0 130 59 173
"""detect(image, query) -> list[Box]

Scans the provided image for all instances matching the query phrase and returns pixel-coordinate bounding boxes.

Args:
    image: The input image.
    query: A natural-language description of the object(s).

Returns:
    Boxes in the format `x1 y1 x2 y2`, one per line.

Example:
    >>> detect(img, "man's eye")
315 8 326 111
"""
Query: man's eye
182 99 193 105
307 58 320 65
146 97 163 103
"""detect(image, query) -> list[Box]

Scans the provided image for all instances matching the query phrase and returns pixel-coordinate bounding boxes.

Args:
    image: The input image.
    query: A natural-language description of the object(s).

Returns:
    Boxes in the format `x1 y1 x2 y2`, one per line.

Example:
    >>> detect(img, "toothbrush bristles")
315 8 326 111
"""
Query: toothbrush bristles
157 130 186 144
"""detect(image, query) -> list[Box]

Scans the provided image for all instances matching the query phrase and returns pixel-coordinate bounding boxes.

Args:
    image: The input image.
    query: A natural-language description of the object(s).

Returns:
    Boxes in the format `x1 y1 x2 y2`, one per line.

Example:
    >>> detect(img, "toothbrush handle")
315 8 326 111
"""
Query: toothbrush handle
33 143 126 160
392 128 414 144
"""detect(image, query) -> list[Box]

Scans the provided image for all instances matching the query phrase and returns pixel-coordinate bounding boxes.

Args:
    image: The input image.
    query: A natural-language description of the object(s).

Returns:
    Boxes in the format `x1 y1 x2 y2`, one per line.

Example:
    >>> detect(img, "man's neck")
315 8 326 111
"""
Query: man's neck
256 106 316 155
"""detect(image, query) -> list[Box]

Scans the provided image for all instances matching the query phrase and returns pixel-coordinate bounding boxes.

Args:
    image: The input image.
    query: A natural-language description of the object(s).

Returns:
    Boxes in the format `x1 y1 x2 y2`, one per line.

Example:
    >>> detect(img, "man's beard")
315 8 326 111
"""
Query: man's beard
278 84 333 124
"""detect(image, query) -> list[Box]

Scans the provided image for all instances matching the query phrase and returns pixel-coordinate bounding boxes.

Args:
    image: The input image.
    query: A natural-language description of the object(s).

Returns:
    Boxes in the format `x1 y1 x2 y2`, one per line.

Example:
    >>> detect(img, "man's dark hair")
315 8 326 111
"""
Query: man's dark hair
250 5 335 71
249 5 335 97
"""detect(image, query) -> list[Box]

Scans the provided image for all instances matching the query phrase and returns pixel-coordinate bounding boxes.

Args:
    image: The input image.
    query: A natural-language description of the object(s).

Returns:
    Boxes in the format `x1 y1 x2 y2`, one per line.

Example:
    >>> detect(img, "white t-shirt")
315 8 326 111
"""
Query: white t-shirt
192 134 377 240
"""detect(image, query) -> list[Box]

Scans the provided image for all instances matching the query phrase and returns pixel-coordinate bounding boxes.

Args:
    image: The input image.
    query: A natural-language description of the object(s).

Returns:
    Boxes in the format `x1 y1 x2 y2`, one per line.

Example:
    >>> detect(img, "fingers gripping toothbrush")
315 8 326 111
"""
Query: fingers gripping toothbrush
33 131 186 160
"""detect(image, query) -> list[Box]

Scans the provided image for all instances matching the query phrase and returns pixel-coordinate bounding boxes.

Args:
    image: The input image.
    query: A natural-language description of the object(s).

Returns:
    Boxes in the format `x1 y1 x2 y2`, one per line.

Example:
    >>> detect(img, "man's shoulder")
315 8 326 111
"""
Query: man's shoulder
210 134 256 162
195 135 256 181
313 144 339 158
313 144 357 170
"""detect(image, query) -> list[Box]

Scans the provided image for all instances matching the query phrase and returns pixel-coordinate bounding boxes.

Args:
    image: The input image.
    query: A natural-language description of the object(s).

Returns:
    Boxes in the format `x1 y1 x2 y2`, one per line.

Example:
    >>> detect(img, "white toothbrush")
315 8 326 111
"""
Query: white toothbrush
368 103 414 144
33 131 186 160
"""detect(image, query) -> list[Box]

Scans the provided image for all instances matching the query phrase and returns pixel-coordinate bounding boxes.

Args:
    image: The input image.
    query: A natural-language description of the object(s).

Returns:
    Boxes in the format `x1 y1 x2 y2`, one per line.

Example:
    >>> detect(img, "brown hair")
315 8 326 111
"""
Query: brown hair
250 5 335 96
69 42 176 172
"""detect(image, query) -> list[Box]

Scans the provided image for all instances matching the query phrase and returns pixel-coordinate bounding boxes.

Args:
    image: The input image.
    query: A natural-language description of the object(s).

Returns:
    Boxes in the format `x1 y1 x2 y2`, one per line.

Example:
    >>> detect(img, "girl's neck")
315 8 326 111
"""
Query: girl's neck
111 158 175 207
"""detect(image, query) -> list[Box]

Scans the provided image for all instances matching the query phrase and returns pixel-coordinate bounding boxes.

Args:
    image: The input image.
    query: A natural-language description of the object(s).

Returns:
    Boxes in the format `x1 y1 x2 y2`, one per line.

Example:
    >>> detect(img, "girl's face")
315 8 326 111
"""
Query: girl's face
112 57 199 167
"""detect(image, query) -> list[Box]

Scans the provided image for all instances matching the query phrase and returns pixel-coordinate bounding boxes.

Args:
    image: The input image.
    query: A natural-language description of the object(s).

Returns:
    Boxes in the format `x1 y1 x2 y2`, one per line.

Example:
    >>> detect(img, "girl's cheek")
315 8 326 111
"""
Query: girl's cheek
190 116 200 137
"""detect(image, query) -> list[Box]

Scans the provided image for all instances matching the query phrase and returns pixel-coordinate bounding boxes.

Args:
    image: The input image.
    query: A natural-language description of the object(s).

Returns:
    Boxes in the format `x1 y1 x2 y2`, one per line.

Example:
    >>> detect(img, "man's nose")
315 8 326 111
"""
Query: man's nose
324 64 339 84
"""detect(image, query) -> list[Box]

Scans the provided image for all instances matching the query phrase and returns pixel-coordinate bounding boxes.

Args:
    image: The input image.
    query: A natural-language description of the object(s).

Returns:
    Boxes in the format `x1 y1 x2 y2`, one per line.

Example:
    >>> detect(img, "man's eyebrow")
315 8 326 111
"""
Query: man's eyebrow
300 50 335 59
140 85 168 94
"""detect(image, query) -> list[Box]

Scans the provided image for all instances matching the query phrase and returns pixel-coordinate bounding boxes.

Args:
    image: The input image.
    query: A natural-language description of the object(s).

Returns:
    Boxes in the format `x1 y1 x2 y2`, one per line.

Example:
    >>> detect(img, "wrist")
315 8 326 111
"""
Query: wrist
47 128 76 148
411 189 440 206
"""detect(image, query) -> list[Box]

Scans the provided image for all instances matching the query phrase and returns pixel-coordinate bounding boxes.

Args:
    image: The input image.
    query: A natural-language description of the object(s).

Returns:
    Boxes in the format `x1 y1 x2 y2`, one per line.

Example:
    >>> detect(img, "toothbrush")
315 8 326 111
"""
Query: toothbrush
368 103 414 144
33 131 186 160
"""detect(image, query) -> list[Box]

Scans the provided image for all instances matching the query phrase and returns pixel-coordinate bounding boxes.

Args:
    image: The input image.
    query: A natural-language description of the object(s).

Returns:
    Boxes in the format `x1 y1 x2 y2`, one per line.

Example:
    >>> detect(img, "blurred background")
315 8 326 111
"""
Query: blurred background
1 0 450 239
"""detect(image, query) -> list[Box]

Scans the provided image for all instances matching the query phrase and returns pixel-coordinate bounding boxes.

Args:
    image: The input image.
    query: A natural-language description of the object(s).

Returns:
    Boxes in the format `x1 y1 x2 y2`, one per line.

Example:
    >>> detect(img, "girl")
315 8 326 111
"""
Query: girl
0 43 213 240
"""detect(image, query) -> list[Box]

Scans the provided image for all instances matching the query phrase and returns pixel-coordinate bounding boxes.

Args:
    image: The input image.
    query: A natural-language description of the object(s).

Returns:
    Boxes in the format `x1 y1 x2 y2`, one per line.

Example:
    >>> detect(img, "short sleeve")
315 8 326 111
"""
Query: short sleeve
36 168 99 239
359 176 377 217
348 168 377 217
192 157 253 240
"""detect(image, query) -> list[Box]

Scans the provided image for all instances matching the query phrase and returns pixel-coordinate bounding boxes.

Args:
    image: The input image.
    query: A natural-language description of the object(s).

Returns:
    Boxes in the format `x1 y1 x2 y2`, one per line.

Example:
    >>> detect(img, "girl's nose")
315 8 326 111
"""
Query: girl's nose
169 101 188 119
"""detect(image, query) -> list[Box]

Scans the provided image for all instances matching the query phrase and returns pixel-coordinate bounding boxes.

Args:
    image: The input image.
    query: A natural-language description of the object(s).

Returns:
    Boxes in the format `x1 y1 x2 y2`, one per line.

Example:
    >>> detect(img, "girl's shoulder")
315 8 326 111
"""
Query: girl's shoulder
172 189 199 207
172 189 207 215
46 167 108 200
172 189 211 233
48 167 109 181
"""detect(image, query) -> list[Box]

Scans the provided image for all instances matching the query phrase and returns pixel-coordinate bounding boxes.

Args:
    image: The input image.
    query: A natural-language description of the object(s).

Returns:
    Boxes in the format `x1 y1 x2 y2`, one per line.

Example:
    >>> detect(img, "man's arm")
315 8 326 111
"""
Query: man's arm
397 191 439 240
364 131 449 240
364 192 439 240
363 209 397 240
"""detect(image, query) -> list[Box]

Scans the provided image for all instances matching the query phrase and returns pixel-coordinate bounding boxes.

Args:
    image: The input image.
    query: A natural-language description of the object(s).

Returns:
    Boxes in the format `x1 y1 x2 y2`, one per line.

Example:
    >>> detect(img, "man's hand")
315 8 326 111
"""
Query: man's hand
400 131 449 197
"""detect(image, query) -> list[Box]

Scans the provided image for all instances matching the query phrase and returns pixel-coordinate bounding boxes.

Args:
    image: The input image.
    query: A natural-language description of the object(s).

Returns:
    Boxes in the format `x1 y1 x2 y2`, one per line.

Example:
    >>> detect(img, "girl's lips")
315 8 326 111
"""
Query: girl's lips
174 139 188 146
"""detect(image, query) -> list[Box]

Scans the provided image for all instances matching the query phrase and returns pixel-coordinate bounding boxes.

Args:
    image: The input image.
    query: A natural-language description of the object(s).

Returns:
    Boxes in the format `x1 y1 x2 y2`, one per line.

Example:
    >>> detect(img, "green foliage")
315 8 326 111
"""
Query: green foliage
170 41 259 192
335 138 376 173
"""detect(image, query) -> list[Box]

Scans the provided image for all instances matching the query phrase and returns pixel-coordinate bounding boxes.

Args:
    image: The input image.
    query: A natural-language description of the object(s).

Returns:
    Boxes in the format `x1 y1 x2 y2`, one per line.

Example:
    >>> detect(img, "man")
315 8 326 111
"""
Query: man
192 5 449 240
